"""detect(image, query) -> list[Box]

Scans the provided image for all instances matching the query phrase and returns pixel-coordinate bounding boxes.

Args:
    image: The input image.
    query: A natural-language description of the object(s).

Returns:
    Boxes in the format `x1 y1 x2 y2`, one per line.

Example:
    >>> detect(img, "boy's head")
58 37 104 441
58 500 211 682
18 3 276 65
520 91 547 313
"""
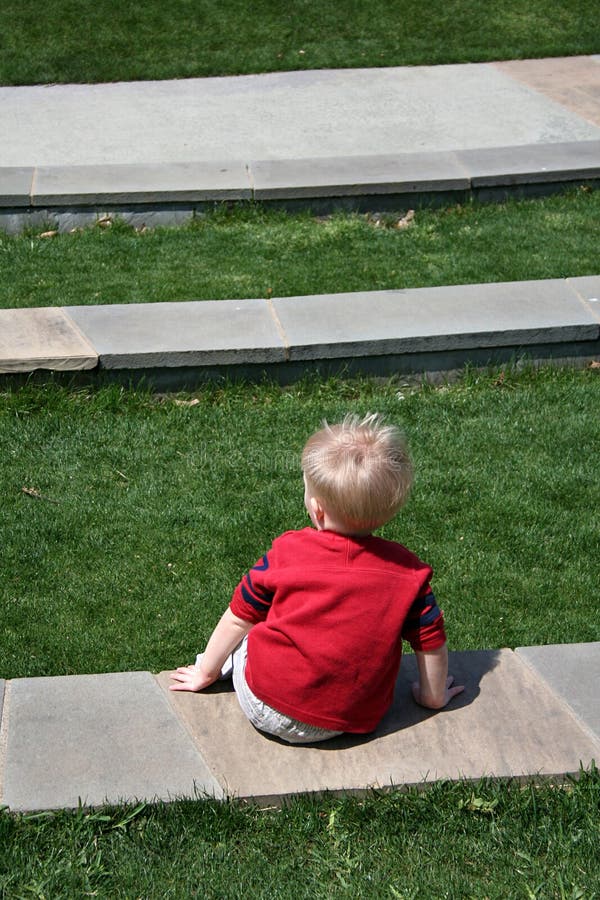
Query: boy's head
301 413 413 534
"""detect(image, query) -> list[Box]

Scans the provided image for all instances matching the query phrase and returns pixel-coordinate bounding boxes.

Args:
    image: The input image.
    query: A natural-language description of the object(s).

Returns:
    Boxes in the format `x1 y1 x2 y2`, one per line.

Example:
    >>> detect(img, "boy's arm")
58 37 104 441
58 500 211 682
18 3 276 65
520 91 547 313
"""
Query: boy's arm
169 608 253 692
411 643 464 709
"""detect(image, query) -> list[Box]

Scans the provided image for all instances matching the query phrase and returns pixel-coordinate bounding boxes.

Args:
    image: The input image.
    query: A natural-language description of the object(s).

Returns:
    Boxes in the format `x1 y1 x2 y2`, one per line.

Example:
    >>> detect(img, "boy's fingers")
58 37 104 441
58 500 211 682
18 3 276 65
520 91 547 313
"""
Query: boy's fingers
448 684 465 698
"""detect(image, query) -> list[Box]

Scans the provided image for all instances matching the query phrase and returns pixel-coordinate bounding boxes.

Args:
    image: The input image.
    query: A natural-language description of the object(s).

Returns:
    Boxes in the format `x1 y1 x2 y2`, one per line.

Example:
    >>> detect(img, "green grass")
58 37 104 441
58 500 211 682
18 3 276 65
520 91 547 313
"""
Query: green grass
1 772 599 897
1 367 598 680
1 371 598 895
1 189 599 310
0 0 598 86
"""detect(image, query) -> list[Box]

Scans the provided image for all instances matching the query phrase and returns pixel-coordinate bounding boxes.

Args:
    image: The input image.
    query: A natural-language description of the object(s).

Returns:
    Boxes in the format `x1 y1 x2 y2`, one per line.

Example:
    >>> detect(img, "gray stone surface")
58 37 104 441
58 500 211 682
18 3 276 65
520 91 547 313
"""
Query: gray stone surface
65 299 286 368
0 168 33 206
567 275 600 303
0 308 98 374
33 162 251 205
1 62 599 168
250 153 469 199
157 650 600 804
459 140 600 185
516 643 600 742
2 672 222 812
272 280 600 361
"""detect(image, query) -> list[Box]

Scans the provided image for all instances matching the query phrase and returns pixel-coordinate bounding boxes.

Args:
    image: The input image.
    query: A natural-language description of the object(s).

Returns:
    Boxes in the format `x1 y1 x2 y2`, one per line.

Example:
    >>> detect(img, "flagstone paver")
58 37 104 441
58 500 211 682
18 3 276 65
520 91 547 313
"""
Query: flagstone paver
1 672 223 812
0 168 33 206
0 307 98 374
156 649 600 804
65 299 286 368
250 152 469 200
458 140 600 187
33 161 251 206
494 56 600 127
271 279 600 361
516 643 600 742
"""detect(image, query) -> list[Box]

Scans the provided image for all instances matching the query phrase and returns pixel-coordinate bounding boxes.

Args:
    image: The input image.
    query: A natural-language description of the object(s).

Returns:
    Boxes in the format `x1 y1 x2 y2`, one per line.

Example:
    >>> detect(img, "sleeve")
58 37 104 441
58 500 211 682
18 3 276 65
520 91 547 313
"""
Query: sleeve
229 551 275 625
401 584 447 651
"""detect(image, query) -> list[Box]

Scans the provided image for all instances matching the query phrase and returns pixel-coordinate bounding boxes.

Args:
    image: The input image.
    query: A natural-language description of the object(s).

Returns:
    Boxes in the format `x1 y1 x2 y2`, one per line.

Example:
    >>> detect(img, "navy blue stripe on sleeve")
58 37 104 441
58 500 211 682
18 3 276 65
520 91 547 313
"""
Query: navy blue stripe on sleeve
246 570 273 602
238 552 274 613
241 582 272 613
407 592 442 626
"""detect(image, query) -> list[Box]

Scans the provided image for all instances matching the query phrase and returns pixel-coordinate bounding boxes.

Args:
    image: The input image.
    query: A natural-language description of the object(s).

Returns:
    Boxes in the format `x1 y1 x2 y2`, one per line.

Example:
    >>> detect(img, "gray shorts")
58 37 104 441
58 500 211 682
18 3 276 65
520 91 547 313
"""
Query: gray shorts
197 637 342 745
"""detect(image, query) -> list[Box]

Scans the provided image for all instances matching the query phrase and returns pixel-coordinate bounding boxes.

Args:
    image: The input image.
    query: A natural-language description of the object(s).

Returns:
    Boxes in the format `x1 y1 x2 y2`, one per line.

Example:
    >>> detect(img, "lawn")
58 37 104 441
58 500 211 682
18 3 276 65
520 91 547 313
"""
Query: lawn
1 368 598 679
0 0 597 85
1 771 599 898
1 189 599 310
1 370 599 897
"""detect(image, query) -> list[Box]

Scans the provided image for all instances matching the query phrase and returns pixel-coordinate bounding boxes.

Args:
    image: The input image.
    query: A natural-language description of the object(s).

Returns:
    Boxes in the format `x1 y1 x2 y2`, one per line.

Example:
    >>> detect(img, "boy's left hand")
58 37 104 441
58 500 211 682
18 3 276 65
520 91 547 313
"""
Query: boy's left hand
169 665 217 692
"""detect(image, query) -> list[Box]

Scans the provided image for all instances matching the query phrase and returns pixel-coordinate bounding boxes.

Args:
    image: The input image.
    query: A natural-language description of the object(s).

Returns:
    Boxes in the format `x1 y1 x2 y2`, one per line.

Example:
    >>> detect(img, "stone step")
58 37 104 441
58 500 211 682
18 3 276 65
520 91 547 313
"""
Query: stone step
1 645 599 812
1 141 599 233
1 277 599 383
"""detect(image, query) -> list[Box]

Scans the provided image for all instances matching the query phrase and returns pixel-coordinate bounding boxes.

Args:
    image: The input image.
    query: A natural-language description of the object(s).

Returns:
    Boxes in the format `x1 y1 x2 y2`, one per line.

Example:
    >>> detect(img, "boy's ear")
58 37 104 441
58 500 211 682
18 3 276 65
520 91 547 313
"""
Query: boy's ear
310 496 325 522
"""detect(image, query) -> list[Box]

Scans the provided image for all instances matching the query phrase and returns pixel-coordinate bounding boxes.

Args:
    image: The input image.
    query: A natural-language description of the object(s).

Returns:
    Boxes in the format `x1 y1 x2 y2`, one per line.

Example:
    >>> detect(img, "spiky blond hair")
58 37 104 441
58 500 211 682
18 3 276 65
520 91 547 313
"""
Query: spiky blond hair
301 413 413 531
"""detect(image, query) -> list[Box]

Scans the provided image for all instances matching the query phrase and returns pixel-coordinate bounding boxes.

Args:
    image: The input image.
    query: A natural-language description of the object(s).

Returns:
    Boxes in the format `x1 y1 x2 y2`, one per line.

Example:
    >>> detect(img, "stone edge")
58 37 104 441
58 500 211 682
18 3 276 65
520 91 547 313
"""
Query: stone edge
515 646 600 746
1 648 598 810
0 277 597 375
0 141 597 209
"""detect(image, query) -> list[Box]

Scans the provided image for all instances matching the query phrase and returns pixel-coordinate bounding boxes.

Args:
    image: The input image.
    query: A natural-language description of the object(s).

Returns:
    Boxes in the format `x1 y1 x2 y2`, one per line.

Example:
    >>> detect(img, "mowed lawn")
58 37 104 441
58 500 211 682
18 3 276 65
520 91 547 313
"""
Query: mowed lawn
1 370 599 898
0 0 597 86
1 368 598 680
1 189 599 310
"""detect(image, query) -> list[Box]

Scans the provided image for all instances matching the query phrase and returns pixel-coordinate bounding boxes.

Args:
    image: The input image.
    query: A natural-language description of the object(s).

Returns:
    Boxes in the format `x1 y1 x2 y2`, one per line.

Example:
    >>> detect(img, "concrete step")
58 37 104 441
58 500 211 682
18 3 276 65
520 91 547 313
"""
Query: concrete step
1 645 599 812
1 277 599 385
2 56 599 229
1 141 599 233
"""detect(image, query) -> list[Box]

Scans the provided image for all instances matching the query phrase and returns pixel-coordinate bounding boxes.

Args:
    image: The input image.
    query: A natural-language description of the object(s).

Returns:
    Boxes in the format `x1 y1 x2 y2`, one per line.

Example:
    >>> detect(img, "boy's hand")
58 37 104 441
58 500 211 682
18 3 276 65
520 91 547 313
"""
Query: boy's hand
169 664 217 692
411 674 464 709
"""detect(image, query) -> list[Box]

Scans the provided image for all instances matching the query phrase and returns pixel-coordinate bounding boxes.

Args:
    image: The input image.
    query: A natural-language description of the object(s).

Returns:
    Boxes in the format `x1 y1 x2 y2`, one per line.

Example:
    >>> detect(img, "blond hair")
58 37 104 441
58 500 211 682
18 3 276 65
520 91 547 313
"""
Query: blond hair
301 413 413 531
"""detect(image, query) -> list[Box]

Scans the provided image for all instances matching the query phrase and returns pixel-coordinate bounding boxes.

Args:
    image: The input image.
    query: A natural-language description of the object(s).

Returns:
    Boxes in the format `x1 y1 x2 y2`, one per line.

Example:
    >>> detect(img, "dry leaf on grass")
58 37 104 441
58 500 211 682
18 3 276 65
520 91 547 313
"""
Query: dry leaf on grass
395 209 415 229
21 486 59 503
173 398 201 407
39 230 58 239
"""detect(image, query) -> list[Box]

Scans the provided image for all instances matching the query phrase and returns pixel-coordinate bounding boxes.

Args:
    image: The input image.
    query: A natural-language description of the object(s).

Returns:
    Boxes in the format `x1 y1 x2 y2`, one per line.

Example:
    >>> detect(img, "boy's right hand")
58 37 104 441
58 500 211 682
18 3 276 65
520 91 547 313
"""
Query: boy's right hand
411 674 465 709
169 664 218 692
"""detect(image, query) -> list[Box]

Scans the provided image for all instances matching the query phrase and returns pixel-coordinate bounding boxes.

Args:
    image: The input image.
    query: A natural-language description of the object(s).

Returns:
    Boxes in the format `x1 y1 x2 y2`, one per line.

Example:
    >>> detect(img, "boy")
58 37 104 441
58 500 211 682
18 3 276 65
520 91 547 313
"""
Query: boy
170 413 464 743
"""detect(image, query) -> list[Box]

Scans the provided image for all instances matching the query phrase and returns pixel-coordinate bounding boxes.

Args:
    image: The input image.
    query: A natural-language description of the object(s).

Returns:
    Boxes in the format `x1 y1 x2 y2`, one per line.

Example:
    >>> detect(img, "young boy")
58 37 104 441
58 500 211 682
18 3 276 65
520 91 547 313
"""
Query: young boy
170 413 464 743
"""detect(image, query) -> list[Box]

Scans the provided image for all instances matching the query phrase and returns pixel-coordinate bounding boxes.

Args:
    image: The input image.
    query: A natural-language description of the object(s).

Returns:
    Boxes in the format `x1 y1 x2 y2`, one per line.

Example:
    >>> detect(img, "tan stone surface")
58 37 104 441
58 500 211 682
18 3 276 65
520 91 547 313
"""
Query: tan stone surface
157 649 600 803
0 307 97 373
494 57 600 126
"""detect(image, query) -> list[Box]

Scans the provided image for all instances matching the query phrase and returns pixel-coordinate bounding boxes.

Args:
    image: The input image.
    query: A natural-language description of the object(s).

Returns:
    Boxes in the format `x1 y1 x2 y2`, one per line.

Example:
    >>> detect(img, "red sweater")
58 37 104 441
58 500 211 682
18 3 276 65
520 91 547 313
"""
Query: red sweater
229 527 446 732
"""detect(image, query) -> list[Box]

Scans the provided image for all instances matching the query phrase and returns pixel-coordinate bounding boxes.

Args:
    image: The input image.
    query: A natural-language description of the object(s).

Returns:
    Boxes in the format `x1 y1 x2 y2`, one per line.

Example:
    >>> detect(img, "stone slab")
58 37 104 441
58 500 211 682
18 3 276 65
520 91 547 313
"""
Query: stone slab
2 672 222 812
272 280 600 360
516 643 600 742
0 168 33 206
65 299 286 368
157 649 600 803
567 276 600 323
0 307 98 374
459 140 600 186
494 57 600 127
250 153 469 199
33 162 251 205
